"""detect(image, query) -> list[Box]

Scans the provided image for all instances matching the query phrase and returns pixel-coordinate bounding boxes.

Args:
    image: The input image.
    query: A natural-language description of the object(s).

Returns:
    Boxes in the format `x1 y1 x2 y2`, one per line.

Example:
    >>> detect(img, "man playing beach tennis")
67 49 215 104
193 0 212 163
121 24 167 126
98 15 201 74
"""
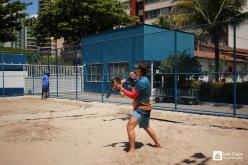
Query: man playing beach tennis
114 63 161 153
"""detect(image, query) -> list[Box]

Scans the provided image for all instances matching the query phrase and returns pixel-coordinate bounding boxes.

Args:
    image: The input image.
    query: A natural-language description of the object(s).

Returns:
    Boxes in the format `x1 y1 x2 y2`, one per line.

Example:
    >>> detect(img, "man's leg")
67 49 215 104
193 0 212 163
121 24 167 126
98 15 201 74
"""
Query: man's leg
127 117 139 153
144 127 161 147
45 89 48 98
45 86 48 98
42 87 44 99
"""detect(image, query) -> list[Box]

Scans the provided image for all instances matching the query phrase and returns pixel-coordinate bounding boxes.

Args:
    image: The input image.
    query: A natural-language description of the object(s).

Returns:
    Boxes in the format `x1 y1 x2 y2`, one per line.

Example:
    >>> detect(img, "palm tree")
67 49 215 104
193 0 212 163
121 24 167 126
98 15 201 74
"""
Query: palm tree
152 15 179 29
172 0 248 81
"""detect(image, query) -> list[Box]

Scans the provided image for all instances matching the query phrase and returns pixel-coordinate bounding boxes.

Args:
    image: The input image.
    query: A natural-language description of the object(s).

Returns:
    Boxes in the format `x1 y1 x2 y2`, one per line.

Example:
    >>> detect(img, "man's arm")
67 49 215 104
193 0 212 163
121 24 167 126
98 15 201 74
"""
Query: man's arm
113 80 140 99
121 88 140 99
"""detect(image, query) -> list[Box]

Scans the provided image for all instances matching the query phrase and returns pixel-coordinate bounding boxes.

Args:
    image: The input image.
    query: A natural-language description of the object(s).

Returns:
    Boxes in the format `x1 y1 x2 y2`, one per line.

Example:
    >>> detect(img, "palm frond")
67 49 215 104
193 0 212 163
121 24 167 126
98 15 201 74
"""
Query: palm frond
214 0 227 22
235 11 248 25
172 0 211 24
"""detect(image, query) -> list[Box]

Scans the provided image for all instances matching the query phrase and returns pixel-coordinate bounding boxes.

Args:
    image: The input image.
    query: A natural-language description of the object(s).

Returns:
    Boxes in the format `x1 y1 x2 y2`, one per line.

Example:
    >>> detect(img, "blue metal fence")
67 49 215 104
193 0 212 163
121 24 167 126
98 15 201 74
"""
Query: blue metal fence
0 19 248 119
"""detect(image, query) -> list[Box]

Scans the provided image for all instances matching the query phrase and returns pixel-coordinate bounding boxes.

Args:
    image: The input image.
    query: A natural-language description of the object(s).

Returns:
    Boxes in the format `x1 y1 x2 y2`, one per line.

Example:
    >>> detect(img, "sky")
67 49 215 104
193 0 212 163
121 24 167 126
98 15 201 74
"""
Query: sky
20 0 38 16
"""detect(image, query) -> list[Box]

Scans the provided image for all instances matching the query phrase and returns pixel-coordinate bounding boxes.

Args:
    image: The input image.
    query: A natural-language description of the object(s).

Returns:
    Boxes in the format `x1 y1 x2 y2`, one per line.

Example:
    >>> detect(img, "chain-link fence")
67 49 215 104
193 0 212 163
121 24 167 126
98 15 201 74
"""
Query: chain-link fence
0 19 248 118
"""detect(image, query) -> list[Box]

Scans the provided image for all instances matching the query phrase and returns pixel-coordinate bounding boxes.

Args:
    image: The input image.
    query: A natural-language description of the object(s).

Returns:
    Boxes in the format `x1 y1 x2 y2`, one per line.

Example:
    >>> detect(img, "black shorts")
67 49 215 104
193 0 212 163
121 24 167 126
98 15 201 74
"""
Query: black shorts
42 85 48 92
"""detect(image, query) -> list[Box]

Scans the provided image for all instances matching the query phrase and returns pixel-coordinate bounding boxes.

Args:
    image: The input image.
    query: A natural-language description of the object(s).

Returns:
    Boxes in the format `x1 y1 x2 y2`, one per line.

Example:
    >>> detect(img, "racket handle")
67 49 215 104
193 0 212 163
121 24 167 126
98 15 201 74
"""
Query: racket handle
120 91 124 97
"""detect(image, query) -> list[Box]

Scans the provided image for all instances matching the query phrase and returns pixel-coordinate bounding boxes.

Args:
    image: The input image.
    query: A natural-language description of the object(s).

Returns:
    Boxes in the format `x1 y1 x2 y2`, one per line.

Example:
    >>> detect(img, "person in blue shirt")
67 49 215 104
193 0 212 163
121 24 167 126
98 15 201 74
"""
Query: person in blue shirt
121 71 137 90
42 72 49 99
120 71 137 97
114 63 161 153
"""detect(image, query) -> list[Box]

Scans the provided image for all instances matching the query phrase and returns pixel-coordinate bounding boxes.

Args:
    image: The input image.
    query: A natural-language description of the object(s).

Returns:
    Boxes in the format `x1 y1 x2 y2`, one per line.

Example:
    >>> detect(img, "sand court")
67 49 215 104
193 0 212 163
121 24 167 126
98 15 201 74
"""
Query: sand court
0 96 247 165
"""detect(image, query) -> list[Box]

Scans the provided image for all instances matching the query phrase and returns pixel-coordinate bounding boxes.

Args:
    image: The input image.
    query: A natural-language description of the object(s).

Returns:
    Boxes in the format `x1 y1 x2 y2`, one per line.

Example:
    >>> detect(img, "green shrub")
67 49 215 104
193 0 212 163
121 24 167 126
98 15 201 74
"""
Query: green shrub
189 80 201 89
199 81 248 104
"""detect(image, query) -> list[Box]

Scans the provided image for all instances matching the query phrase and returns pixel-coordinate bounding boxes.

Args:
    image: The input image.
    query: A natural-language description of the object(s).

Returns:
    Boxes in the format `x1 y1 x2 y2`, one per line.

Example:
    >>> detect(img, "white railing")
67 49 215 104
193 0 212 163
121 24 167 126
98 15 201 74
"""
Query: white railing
24 64 82 77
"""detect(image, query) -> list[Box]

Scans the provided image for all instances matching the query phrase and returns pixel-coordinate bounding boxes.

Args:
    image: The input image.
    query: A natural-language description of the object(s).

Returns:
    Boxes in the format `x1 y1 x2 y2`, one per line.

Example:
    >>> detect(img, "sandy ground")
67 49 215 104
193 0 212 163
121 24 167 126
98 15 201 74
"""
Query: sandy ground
0 96 247 165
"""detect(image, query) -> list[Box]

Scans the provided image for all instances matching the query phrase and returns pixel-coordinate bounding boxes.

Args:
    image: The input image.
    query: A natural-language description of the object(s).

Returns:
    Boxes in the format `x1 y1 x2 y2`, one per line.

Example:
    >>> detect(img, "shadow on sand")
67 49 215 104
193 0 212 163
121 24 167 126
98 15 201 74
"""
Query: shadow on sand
103 141 144 152
213 103 243 109
175 152 211 165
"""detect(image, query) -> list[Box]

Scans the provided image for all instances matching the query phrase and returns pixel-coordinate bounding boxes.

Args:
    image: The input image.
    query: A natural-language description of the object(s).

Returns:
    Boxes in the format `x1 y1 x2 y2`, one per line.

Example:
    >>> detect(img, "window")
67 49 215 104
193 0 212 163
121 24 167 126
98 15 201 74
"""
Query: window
146 9 160 19
87 64 103 82
161 7 170 15
146 0 160 4
146 7 171 19
108 62 129 80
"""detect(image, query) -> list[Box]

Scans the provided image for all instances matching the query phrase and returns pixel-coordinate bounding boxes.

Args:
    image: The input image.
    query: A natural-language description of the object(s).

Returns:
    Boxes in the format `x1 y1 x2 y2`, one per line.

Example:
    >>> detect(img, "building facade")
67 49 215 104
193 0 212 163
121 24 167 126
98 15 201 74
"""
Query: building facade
1 22 38 52
120 0 248 50
14 23 37 51
119 0 175 24
195 43 248 82
81 24 194 93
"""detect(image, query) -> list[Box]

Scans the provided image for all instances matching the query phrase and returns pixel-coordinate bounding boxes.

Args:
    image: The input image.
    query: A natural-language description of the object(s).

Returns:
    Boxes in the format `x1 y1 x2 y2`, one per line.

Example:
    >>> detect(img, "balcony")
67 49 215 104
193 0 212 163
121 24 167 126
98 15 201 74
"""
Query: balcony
145 0 174 12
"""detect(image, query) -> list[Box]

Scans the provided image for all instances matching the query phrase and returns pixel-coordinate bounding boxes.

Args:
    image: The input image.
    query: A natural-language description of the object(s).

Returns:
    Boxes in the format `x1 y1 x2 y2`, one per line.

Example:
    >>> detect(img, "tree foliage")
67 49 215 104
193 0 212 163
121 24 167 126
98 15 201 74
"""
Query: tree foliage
172 0 248 81
152 15 181 29
35 0 139 43
159 51 201 73
0 0 30 42
159 51 201 88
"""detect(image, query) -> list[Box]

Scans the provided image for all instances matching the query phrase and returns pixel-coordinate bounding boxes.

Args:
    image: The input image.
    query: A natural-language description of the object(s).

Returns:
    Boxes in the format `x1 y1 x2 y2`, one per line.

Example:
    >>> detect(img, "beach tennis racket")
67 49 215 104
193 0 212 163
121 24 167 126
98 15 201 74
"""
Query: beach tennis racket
106 77 122 98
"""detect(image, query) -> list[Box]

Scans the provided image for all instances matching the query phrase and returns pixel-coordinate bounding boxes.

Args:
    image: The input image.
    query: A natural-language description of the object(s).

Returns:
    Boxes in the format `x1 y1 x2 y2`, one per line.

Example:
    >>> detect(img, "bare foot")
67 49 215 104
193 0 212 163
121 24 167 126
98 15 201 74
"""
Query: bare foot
155 143 162 148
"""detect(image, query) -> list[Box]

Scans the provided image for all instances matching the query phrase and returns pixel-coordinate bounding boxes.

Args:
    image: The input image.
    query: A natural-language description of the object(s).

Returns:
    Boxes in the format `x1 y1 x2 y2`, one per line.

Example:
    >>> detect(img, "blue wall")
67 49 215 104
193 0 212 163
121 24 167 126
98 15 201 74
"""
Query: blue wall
82 25 145 93
81 24 194 93
82 25 144 66
0 53 27 64
143 26 194 61
144 29 175 61
0 88 24 96
176 31 194 55
0 53 27 96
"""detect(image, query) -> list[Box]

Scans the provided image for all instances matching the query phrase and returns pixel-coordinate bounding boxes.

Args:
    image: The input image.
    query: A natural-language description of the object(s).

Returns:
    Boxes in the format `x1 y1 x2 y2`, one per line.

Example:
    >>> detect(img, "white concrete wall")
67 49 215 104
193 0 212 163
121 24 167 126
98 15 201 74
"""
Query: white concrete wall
145 18 157 24
228 4 248 49
3 42 12 48
24 76 81 94
198 58 248 82
198 58 247 72
0 71 28 88
198 58 210 72
228 20 248 49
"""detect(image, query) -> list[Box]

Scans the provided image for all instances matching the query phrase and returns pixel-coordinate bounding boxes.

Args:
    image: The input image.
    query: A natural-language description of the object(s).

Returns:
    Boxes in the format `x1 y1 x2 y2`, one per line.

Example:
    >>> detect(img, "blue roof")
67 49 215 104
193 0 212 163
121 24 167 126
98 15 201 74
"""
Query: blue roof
81 24 194 63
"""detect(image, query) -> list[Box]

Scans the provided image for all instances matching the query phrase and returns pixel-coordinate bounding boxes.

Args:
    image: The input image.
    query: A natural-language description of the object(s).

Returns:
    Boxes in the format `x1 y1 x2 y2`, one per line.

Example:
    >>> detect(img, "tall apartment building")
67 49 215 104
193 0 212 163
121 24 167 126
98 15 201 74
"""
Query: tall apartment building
0 22 38 52
119 0 175 24
14 23 37 51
